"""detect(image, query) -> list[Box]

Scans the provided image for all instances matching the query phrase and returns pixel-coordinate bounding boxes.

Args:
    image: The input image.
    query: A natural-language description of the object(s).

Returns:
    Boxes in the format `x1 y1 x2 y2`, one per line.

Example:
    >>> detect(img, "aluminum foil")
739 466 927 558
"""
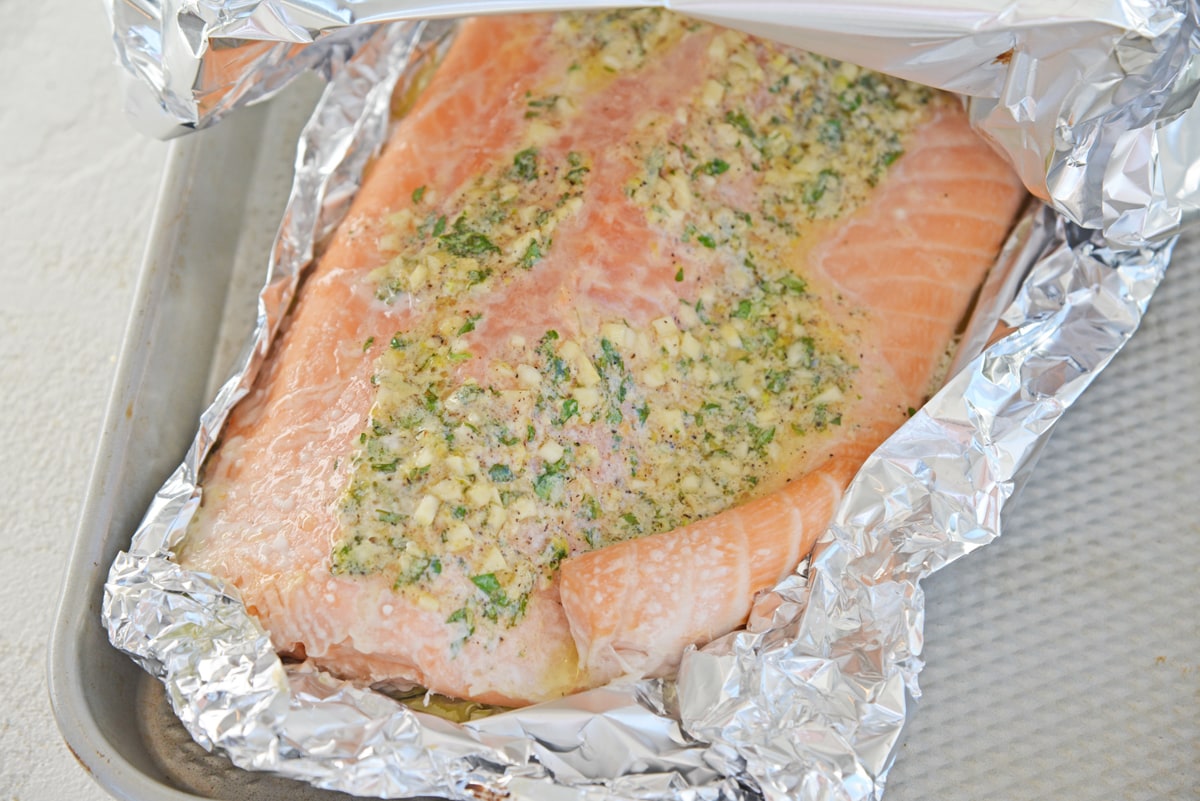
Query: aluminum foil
107 0 1200 248
104 13 1177 801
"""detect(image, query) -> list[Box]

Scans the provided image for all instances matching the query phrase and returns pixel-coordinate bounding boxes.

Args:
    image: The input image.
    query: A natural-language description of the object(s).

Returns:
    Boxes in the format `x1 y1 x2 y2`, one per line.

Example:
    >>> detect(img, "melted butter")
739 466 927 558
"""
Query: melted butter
387 688 505 722
331 11 937 648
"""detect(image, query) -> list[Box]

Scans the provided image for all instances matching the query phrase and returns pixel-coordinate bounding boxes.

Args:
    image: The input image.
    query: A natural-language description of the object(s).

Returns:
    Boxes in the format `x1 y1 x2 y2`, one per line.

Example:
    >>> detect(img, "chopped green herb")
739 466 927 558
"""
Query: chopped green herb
725 110 757 142
466 268 493 285
559 398 579 424
411 185 426 204
696 234 717 249
765 369 789 394
818 118 843 146
800 336 816 364
471 573 507 604
446 607 475 637
457 313 481 335
599 338 623 370
439 218 500 259
520 239 543 269
699 158 730 176
512 148 539 182
813 404 830 429
748 423 776 453
362 336 375 351
526 94 559 109
581 495 601 520
395 413 422 430
534 464 565 502
779 274 807 294
488 464 515 482
675 267 684 282
669 139 696 159
546 540 569 570
803 169 839 206
376 509 402 525
452 381 481 404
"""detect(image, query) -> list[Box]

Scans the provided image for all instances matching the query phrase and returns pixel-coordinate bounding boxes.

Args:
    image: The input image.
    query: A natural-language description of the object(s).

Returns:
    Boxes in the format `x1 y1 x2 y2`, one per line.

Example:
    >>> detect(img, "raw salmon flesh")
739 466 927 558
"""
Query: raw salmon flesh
179 11 1028 706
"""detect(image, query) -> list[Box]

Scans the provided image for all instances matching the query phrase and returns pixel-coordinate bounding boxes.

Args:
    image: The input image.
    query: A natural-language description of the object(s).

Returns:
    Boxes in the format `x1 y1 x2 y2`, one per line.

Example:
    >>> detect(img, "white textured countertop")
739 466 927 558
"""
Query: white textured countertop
1 4 166 799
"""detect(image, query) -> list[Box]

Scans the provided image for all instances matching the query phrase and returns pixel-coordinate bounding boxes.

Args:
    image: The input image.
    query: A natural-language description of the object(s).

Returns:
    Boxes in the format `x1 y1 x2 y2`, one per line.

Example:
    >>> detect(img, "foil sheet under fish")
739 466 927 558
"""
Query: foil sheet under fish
102 12 1177 801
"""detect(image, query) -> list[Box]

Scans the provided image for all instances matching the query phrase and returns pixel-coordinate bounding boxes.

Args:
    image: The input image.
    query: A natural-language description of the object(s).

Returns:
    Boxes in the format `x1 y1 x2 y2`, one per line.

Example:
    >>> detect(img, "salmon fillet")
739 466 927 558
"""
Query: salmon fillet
179 11 1027 706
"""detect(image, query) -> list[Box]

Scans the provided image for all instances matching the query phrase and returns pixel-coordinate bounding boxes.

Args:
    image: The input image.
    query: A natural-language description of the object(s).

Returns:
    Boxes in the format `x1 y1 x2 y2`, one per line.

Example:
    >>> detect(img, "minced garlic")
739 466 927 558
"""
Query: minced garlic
330 10 935 648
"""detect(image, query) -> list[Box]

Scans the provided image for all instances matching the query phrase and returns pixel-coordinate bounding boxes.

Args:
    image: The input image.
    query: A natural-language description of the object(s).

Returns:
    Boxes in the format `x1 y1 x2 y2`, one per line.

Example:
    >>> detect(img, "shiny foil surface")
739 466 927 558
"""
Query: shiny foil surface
107 0 1200 248
103 14 1177 801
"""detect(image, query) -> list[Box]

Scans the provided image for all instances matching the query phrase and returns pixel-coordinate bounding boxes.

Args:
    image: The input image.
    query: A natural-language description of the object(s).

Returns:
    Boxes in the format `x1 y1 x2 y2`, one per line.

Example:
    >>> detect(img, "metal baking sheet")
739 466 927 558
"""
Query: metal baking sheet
51 76 1199 801
47 74 356 801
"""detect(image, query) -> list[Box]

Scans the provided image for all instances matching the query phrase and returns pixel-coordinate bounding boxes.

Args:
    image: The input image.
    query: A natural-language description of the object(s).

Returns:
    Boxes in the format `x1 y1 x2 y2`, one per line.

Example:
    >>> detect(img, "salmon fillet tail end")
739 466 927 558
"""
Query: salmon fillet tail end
558 453 864 683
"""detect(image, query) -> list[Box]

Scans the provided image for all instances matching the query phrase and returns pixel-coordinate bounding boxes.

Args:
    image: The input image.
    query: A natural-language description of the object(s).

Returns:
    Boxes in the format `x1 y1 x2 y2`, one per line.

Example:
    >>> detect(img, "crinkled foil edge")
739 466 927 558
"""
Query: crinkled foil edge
106 0 1200 248
104 19 1175 801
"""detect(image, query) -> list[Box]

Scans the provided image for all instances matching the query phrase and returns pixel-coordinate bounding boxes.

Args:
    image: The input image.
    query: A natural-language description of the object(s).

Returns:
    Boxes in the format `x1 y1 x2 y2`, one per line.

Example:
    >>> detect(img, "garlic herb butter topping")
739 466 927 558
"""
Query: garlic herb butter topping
332 10 936 647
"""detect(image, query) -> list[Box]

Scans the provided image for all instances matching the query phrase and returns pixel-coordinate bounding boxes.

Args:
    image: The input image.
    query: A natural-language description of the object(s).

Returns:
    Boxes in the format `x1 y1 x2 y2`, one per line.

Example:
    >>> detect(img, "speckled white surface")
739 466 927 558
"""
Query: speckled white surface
0 4 166 800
